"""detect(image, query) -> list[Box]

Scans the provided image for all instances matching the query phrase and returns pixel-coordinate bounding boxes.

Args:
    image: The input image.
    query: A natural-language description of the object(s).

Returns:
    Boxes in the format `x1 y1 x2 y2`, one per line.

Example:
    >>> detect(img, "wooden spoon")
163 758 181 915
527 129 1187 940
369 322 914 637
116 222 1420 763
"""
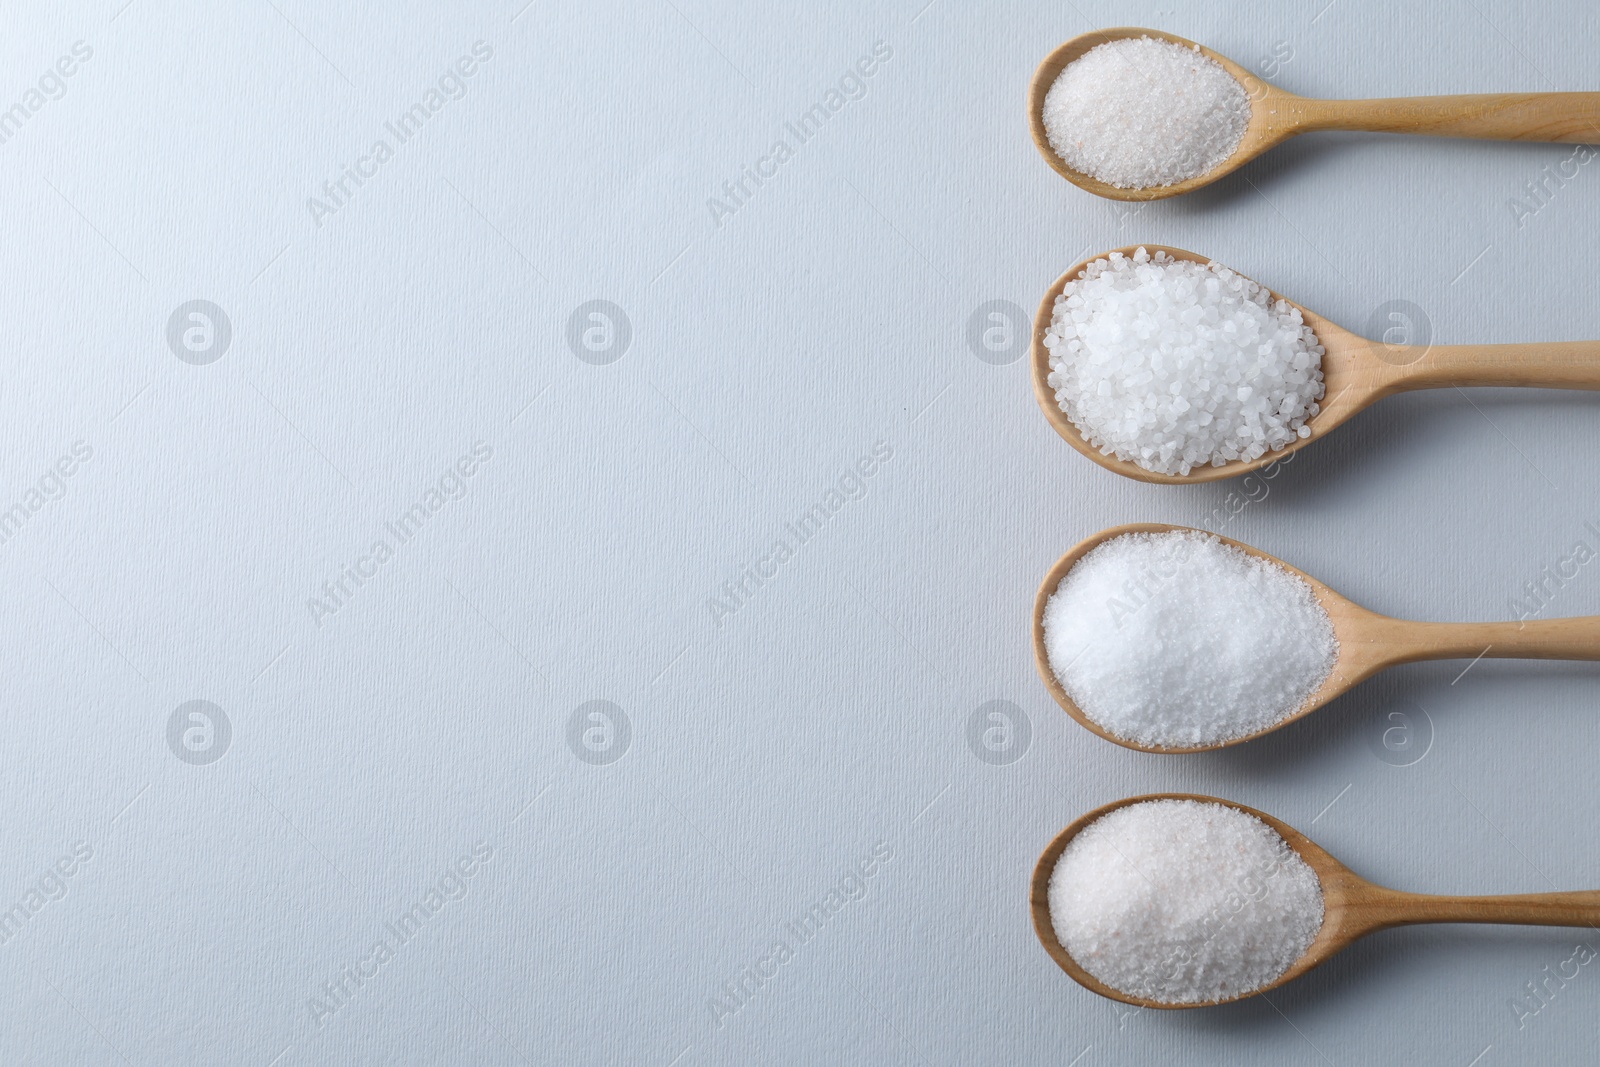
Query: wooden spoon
1033 522 1600 753
1032 244 1600 484
1028 27 1600 201
1033 792 1600 1008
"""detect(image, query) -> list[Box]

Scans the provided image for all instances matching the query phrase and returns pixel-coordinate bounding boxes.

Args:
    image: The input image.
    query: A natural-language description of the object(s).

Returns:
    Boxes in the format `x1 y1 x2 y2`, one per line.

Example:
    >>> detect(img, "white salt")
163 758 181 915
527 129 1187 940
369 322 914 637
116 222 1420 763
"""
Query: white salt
1044 248 1326 476
1042 35 1250 189
1048 799 1324 1004
1043 529 1337 748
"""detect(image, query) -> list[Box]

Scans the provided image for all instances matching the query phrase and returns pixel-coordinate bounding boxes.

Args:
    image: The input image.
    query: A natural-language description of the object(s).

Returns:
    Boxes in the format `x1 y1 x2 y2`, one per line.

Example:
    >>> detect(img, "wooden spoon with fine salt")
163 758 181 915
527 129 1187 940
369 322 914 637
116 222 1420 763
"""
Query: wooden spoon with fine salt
1034 792 1600 1008
1034 523 1600 752
1030 27 1600 201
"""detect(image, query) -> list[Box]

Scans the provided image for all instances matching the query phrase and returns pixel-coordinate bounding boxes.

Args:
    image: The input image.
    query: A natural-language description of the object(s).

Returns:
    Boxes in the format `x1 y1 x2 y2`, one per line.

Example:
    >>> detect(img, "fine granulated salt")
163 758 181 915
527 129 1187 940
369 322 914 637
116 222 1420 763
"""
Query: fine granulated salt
1048 799 1324 1004
1043 529 1337 748
1042 35 1250 189
1044 248 1326 476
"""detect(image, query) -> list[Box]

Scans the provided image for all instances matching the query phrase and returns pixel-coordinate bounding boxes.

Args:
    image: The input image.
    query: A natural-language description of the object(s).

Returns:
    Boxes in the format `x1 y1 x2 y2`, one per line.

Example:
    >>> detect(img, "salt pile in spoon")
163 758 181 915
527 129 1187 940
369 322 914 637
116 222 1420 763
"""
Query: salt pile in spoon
1044 248 1326 476
1041 35 1251 190
1048 799 1325 1004
1042 529 1338 748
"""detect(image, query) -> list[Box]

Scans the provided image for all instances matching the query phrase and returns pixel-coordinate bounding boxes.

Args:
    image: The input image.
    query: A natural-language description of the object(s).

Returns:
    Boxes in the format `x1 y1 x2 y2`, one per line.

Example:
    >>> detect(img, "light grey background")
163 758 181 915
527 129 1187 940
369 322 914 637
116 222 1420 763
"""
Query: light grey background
2 0 1597 1063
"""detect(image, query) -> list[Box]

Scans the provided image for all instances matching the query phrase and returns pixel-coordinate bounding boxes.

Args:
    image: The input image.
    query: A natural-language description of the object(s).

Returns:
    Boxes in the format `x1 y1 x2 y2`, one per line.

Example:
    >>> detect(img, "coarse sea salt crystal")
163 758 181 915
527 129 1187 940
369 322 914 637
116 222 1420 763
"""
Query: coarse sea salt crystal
1044 248 1325 476
1041 35 1250 190
1042 529 1338 748
1048 798 1325 1004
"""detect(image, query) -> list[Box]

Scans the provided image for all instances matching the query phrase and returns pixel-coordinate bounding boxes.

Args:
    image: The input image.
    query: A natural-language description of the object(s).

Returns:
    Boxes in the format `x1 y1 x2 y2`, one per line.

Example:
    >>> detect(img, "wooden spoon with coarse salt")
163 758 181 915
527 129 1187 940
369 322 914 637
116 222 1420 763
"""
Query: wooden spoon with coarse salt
1034 245 1600 484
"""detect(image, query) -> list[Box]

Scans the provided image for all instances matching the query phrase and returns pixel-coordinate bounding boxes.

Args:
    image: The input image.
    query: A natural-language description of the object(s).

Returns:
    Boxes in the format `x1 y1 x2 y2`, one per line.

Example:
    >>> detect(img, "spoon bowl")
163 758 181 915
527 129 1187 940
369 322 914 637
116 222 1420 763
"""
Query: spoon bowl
1032 245 1600 484
1027 28 1291 202
1033 793 1600 1008
1029 27 1600 201
1032 523 1600 752
1030 792 1374 1008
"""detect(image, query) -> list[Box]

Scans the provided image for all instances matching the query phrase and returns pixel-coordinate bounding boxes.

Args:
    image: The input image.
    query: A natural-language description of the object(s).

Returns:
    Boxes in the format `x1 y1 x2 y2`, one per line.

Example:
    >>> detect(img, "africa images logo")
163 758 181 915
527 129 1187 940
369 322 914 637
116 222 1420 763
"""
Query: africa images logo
305 442 493 627
705 41 892 228
167 701 231 765
306 41 495 227
705 441 892 628
0 40 92 149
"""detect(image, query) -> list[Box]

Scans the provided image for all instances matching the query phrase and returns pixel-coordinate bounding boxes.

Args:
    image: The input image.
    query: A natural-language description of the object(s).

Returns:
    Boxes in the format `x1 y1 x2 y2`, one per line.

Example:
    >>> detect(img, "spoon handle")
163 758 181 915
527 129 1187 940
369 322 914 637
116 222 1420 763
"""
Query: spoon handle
1380 890 1600 930
1382 341 1600 392
1385 616 1600 664
1299 94 1600 143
